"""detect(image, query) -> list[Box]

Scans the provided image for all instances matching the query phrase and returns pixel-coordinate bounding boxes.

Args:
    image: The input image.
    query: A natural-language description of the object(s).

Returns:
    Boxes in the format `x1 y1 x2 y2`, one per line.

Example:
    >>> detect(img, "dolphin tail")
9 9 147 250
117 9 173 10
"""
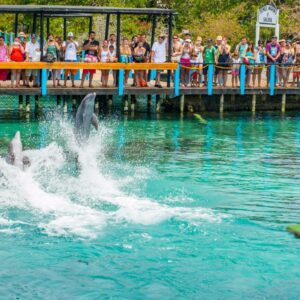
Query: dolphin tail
92 113 99 131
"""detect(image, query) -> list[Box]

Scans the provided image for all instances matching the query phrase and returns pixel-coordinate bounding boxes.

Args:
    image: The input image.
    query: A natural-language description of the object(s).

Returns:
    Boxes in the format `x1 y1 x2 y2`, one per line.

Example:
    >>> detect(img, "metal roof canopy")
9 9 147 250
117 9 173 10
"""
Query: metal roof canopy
0 5 176 15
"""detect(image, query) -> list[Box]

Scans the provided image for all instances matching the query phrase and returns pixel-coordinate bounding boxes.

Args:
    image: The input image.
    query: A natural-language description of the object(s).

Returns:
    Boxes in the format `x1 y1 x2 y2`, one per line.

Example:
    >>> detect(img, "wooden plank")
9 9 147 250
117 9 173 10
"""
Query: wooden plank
0 62 178 70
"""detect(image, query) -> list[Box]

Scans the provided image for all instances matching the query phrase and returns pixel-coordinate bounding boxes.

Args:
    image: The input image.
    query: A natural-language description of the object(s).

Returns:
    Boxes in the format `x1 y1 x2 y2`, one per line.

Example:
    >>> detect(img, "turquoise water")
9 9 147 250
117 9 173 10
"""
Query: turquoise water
0 109 300 299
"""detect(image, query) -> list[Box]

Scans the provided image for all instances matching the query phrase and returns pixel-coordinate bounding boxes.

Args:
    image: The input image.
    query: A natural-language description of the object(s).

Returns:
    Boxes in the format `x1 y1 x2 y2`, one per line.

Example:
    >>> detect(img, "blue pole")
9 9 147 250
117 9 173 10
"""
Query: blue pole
269 64 275 96
4 32 7 44
118 57 124 96
174 63 180 97
10 32 13 45
150 69 156 81
240 64 246 95
207 64 214 95
41 69 47 96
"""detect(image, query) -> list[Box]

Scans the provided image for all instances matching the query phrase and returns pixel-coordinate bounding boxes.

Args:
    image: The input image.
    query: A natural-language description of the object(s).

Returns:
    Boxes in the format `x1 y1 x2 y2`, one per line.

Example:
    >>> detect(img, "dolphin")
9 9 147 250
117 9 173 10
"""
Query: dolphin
75 92 98 141
6 131 31 170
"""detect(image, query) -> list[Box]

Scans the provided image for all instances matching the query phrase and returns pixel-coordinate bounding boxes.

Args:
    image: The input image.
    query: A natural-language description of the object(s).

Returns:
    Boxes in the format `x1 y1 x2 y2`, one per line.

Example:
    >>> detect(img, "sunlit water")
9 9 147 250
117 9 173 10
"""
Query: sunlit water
0 109 299 299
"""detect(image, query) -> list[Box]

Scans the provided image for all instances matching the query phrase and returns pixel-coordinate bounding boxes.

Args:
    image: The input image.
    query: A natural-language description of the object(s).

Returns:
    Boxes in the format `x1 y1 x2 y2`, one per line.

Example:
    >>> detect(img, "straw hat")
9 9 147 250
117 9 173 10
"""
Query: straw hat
216 35 223 41
196 36 202 42
18 32 26 37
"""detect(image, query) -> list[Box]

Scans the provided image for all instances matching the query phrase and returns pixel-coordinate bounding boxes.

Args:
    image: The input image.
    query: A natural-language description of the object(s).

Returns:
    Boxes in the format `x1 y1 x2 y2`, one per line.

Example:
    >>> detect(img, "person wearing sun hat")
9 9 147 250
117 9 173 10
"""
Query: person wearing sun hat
191 36 203 86
62 31 79 87
18 32 27 86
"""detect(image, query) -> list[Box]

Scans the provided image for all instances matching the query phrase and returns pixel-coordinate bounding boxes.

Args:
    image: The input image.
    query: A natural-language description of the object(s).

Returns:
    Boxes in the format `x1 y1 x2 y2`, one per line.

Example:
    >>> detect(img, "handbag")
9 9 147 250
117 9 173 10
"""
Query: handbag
42 52 56 63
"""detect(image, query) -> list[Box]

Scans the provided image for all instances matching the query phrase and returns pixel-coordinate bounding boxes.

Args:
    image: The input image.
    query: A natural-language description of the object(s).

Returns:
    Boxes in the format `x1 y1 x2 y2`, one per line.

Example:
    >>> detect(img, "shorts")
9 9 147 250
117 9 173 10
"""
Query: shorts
25 69 38 77
203 64 210 75
83 54 97 75
232 69 239 76
180 58 191 67
294 72 300 78
65 59 77 76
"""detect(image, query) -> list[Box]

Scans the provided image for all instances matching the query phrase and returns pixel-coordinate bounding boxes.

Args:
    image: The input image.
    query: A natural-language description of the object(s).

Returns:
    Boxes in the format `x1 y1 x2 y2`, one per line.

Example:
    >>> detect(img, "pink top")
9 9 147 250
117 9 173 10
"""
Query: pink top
0 44 8 62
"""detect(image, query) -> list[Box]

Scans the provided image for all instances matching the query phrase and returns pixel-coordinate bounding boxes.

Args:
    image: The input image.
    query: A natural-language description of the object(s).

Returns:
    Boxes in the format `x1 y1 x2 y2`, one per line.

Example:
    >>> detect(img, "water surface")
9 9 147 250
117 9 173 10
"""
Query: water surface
0 109 299 299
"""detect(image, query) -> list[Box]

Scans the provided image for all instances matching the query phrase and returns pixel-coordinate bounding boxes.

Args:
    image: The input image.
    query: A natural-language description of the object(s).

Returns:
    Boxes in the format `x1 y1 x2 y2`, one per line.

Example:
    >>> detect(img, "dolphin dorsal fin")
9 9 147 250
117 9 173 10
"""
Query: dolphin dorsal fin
92 114 99 131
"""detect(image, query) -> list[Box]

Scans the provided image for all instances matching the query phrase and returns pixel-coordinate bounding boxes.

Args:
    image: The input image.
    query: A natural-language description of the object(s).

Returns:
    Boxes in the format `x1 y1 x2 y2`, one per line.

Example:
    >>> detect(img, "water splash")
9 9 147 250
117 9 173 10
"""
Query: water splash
0 118 221 239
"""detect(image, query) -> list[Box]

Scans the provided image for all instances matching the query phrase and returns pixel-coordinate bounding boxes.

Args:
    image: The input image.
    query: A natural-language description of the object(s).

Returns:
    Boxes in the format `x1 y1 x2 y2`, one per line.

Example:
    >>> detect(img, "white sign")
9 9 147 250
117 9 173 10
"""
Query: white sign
255 4 280 46
258 5 277 25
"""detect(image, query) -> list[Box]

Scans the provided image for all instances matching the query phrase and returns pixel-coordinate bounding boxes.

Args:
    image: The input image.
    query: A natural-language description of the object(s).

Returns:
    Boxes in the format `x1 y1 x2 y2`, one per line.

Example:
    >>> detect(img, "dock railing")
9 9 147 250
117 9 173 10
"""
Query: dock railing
0 62 298 96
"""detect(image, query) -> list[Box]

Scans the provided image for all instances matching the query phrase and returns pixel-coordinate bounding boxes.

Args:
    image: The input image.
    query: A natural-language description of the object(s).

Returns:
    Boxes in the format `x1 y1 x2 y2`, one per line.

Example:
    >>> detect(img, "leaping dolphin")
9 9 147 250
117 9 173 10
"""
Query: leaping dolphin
6 131 30 170
75 92 98 141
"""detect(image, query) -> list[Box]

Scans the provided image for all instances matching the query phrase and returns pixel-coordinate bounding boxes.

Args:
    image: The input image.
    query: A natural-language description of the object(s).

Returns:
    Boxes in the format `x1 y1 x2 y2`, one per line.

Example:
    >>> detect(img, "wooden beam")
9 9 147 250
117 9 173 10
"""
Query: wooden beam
105 14 110 40
0 62 178 70
14 13 19 35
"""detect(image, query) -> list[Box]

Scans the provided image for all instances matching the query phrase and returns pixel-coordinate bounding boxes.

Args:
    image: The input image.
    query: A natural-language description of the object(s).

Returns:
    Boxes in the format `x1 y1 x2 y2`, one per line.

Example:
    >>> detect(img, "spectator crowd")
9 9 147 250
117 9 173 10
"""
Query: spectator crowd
0 30 299 89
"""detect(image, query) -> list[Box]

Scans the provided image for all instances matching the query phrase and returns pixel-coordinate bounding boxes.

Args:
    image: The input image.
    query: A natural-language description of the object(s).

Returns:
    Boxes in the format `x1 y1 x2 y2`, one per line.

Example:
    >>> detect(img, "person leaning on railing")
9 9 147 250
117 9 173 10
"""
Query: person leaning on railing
266 36 281 87
9 37 25 88
25 33 40 88
202 38 217 87
62 32 79 88
133 41 147 87
0 36 9 87
43 34 60 88
280 39 294 87
120 37 132 85
292 53 300 87
151 34 167 88
98 40 110 88
253 40 266 88
80 31 99 88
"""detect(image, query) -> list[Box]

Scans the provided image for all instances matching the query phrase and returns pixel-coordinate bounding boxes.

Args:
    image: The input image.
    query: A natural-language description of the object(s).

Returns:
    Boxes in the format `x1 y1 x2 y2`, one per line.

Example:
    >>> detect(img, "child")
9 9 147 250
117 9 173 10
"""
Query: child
108 45 117 85
292 53 300 87
231 52 240 88
190 52 199 87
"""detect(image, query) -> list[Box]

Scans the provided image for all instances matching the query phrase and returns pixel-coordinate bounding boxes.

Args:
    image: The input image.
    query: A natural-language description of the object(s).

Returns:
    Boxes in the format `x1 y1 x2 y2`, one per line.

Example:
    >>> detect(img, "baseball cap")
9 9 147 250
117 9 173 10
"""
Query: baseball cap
67 32 74 38
207 38 213 43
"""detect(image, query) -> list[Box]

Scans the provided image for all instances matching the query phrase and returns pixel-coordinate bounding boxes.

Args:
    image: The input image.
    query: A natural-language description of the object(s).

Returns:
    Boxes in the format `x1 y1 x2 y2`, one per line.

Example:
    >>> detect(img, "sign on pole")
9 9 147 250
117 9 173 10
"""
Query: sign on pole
255 3 280 46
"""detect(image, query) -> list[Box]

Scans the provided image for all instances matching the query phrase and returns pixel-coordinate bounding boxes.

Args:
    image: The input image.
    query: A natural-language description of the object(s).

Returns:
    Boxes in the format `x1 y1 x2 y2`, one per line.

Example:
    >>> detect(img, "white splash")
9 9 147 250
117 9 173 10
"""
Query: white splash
0 119 222 239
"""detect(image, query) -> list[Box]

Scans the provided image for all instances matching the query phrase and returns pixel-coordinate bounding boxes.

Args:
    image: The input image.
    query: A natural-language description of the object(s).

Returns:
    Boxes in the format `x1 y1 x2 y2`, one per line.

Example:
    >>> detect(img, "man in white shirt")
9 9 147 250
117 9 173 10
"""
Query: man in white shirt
151 35 167 88
62 32 79 87
25 34 40 87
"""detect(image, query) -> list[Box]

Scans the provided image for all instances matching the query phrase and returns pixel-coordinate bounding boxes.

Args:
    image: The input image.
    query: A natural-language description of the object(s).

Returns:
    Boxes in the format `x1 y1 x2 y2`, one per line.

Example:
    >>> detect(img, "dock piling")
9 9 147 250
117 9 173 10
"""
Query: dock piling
124 95 129 112
156 95 161 113
251 94 256 112
63 96 68 113
130 95 136 112
180 95 185 113
57 95 61 110
25 96 30 112
34 95 39 109
219 94 224 113
281 94 286 113
18 95 23 110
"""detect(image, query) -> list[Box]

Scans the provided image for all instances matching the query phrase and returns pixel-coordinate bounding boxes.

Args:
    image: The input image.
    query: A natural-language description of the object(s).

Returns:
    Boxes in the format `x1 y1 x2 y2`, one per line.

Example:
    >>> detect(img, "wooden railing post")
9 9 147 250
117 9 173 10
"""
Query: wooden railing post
240 64 246 95
207 64 214 95
174 63 180 96
269 64 275 96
